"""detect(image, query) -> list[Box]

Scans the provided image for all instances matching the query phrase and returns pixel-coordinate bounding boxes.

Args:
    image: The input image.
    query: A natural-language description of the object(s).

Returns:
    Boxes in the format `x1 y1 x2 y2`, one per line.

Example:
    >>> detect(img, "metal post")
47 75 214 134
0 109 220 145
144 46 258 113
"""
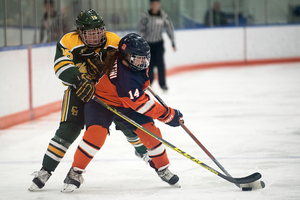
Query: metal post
113 0 117 31
178 0 182 28
19 0 23 45
58 0 62 41
265 0 269 24
128 0 132 30
33 0 38 44
120 0 124 31
103 0 108 29
46 0 51 42
208 0 213 27
28 45 34 120
192 0 196 28
80 0 83 14
95 0 98 13
234 0 239 26
3 0 8 47
71 0 74 31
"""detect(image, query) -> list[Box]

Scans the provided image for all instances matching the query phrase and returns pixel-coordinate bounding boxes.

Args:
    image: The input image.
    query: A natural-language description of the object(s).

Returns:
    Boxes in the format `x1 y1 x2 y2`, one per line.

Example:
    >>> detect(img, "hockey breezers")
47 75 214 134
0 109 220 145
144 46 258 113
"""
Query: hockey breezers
94 97 262 186
146 86 265 190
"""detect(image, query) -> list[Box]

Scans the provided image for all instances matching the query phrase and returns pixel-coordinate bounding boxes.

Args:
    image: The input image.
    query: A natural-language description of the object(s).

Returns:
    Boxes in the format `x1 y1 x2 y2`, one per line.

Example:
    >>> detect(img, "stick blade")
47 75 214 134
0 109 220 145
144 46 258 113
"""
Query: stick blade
235 172 262 184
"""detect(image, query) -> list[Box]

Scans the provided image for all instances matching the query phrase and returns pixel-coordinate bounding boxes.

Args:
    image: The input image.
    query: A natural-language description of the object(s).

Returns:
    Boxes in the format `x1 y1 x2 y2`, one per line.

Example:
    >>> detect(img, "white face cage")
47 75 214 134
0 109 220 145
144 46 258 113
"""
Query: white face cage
129 54 151 71
80 26 106 48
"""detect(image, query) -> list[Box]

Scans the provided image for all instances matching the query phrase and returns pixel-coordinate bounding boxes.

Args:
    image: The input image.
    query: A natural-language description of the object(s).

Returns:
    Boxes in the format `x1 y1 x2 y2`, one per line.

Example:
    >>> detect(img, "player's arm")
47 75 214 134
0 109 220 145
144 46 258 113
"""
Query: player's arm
54 41 81 86
120 87 166 118
120 88 182 127
54 39 94 103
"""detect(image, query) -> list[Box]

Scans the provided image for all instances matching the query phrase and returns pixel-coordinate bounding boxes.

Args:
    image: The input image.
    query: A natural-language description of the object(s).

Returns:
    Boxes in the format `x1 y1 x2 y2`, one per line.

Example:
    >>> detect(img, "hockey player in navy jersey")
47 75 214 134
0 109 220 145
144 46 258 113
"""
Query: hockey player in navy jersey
62 33 183 192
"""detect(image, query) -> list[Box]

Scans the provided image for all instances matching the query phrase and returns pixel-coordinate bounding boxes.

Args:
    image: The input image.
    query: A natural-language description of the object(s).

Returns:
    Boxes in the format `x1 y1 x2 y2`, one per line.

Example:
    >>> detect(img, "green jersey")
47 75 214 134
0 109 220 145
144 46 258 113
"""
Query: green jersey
54 31 120 86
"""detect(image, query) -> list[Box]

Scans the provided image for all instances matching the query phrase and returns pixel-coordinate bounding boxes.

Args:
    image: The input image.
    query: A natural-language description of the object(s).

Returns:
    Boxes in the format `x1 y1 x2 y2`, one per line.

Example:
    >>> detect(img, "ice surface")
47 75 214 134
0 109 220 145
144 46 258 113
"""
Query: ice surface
1 63 300 200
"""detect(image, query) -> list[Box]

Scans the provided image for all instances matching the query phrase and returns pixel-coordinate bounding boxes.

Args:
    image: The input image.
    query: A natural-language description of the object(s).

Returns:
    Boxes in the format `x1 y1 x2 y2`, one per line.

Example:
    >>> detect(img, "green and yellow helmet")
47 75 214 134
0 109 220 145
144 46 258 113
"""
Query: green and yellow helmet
76 9 106 48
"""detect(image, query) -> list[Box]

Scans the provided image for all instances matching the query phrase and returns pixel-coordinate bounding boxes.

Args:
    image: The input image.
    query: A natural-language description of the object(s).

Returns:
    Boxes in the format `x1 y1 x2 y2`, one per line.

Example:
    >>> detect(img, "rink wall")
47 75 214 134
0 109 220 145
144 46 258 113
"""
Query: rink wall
1 25 300 129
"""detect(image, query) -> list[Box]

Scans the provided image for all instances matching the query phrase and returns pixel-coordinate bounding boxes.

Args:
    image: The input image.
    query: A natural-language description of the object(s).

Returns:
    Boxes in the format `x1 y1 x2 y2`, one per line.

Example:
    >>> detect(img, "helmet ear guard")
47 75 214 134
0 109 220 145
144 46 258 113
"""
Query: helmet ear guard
118 33 151 71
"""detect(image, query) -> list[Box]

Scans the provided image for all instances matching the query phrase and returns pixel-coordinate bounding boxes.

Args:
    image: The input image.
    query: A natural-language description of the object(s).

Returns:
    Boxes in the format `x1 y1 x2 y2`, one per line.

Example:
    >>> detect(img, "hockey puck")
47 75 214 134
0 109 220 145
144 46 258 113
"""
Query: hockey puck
242 187 252 191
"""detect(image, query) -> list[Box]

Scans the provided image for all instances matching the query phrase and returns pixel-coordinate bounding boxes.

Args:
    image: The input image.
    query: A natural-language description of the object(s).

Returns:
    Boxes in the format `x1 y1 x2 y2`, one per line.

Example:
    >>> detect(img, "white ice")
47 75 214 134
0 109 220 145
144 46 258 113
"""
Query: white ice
1 63 300 200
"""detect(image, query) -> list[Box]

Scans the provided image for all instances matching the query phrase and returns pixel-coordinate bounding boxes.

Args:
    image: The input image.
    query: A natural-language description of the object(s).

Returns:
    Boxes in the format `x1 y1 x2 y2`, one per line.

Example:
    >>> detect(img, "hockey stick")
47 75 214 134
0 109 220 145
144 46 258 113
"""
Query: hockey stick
94 97 261 186
146 86 265 190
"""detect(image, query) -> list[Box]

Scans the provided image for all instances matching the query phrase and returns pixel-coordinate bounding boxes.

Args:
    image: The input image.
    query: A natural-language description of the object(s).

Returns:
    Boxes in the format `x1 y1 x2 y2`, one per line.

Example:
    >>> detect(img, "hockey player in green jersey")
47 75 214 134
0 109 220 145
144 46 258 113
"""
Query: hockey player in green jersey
29 9 150 191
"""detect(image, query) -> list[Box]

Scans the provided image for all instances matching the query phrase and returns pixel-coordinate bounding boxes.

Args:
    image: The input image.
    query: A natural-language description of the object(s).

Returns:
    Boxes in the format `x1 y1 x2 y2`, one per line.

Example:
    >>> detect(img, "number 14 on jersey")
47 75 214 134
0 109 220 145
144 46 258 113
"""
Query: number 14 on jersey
128 89 140 99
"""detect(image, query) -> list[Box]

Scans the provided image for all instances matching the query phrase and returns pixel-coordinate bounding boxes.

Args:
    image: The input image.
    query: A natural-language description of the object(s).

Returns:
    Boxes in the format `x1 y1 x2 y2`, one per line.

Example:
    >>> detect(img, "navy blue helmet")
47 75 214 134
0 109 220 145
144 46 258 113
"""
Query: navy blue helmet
118 33 151 71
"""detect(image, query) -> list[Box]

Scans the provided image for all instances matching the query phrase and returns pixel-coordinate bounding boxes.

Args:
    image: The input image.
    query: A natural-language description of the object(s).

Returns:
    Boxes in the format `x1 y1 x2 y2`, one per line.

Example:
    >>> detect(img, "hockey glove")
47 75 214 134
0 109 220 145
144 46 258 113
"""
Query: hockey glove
158 107 183 127
80 47 99 60
73 73 95 103
86 58 103 82
80 47 103 82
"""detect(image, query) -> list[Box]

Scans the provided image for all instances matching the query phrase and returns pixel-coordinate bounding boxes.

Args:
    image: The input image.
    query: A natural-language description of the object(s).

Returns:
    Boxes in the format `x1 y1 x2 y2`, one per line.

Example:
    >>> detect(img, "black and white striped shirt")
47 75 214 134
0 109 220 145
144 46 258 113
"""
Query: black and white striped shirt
138 9 175 47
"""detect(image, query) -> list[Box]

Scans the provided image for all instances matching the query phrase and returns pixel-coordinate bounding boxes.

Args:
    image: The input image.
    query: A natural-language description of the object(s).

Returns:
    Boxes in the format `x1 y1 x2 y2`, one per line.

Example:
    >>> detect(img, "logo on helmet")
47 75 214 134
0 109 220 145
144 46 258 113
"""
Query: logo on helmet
122 44 127 50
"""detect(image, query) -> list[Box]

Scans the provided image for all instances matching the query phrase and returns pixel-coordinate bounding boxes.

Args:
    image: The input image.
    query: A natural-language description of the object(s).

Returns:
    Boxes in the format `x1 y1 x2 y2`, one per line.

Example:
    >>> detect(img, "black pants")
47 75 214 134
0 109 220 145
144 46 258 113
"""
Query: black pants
148 41 166 88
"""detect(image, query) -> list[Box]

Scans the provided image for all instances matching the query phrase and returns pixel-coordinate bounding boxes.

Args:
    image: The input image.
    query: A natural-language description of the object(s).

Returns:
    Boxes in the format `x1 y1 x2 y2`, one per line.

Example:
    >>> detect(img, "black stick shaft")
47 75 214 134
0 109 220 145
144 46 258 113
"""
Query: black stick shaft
146 86 240 187
94 97 260 185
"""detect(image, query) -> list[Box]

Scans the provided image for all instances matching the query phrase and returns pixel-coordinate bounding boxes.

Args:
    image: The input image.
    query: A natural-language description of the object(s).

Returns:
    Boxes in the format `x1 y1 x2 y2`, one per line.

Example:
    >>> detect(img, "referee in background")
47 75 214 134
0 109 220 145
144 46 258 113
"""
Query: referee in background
138 0 176 92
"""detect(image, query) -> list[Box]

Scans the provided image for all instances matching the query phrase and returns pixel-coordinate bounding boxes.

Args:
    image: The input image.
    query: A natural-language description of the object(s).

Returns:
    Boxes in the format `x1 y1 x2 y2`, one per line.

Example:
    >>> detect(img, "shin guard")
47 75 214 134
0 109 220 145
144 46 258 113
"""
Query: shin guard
134 122 170 171
72 125 108 169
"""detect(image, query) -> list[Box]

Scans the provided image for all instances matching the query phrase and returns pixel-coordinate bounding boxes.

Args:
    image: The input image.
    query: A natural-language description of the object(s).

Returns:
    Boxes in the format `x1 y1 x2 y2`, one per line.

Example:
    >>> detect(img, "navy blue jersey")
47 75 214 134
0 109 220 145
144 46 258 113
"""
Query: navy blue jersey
94 59 166 119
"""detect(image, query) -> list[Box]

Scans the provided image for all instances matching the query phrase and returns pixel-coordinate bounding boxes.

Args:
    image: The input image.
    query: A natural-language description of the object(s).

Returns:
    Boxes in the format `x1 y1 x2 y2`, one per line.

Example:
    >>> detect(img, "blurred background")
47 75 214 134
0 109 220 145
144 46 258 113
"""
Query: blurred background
1 0 300 47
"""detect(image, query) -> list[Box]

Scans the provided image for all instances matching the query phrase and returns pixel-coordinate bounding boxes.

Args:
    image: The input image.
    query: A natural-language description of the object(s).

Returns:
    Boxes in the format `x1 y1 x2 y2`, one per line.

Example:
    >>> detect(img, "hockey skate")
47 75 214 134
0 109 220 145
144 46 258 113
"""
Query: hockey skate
28 168 52 191
61 167 85 193
135 150 151 164
157 167 180 187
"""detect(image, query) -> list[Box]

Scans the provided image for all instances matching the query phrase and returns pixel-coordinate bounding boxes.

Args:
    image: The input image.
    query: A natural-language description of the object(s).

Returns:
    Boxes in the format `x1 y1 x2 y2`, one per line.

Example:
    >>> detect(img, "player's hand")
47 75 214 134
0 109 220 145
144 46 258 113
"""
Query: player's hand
73 73 95 103
80 48 103 82
86 58 103 82
158 107 183 127
80 47 98 60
